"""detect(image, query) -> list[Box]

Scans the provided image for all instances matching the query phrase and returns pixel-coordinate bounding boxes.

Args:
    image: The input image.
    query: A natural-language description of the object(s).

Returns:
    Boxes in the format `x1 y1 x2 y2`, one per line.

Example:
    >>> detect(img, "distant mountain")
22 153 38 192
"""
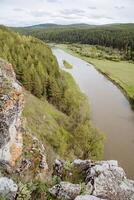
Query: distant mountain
11 23 134 34
100 23 134 30
12 23 97 30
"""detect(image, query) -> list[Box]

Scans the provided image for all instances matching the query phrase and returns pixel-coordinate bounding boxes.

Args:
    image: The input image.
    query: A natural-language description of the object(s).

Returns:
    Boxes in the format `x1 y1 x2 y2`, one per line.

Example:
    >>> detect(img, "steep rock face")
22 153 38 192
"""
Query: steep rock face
0 59 49 199
0 59 23 166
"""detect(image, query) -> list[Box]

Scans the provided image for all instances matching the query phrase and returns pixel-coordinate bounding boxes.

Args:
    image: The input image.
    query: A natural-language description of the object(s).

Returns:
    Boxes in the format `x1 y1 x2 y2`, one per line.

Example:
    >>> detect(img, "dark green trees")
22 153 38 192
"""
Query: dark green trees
16 25 134 61
0 26 65 105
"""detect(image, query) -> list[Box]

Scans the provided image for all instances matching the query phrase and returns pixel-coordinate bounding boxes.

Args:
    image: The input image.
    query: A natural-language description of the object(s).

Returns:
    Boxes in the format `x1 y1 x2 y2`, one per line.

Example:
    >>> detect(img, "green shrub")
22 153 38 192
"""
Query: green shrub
16 182 31 200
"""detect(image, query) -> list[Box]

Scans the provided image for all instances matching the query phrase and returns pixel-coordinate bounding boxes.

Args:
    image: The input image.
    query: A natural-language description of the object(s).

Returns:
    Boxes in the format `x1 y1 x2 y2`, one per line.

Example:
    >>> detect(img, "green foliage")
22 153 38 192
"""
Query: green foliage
62 44 134 107
15 24 134 61
64 161 73 171
65 44 123 62
29 181 54 200
47 127 71 157
0 196 6 200
16 182 31 200
0 26 66 109
16 180 56 200
63 60 73 69
73 121 103 160
23 71 103 167
80 183 86 194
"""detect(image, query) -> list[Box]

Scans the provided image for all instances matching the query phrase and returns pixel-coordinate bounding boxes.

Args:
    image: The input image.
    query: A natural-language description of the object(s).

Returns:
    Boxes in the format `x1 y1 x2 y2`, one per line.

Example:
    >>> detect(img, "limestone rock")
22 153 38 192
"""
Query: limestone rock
52 159 134 200
0 177 18 199
90 160 134 199
85 182 93 195
0 59 23 166
75 195 105 200
49 182 81 200
73 159 91 170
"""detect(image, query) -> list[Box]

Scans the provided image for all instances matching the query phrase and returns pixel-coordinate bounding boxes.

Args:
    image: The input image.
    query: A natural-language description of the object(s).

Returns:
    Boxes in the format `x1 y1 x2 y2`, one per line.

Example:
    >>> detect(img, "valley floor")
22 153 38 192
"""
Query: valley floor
56 44 134 108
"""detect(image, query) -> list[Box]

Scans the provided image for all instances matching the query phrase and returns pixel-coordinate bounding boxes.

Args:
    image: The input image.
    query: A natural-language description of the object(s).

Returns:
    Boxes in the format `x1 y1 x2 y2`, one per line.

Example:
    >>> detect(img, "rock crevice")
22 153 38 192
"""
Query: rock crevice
50 159 134 200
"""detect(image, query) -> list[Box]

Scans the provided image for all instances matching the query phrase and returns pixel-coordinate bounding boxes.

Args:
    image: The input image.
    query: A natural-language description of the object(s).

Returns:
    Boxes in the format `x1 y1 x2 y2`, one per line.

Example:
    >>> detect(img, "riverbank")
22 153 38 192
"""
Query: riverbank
23 69 103 166
52 47 134 178
55 44 134 109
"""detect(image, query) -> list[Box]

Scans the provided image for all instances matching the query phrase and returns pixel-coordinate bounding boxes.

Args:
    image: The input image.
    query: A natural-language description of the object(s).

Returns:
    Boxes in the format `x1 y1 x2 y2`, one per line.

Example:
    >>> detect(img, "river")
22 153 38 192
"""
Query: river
52 47 134 179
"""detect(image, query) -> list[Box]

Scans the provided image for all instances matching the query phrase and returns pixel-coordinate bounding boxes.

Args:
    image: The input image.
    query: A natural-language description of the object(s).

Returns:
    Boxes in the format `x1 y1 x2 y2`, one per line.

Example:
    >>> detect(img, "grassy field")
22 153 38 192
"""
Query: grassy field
56 44 134 107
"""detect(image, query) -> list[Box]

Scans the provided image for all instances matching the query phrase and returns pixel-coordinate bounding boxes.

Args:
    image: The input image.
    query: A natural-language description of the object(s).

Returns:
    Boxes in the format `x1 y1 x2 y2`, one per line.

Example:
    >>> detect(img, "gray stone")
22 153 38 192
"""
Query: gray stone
117 179 134 200
0 60 23 166
85 182 93 195
73 159 91 170
49 181 81 200
75 195 105 200
0 177 18 200
92 161 133 200
53 159 64 178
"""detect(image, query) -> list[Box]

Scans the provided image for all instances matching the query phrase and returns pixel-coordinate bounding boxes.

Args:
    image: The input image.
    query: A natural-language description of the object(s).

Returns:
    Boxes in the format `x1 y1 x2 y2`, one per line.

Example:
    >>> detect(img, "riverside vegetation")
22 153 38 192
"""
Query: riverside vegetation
56 44 134 108
13 23 134 61
63 60 73 69
0 26 103 199
13 23 134 107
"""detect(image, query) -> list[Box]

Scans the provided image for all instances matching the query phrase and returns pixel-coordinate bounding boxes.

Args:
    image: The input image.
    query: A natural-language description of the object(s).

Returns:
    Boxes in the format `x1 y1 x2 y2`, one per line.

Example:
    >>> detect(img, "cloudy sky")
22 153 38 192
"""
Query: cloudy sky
0 0 134 26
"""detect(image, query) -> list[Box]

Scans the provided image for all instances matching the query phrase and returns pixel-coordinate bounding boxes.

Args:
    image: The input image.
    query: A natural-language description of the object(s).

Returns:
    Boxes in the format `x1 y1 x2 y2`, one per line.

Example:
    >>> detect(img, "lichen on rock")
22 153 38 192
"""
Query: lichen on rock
50 159 134 200
0 177 18 200
0 59 23 167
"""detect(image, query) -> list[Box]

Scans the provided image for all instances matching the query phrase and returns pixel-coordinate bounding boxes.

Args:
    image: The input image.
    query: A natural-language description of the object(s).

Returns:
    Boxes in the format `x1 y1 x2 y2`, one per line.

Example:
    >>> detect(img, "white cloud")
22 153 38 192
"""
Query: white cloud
0 0 133 26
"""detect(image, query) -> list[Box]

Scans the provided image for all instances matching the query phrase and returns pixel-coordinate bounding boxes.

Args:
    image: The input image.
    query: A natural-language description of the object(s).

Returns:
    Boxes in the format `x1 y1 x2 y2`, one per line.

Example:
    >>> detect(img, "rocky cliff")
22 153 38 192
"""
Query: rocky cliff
0 59 48 199
0 59 134 199
0 59 23 167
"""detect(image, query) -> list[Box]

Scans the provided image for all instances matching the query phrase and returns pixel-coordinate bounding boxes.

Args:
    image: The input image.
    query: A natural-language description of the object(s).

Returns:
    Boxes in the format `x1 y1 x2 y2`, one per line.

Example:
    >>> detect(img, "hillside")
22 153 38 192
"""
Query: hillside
0 26 103 163
0 59 134 199
12 23 134 31
12 23 134 61
23 71 104 167
12 23 95 31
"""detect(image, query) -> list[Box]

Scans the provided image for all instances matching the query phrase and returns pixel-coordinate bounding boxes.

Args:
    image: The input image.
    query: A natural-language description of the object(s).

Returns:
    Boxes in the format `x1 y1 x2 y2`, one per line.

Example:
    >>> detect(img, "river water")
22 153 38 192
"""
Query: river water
52 48 134 179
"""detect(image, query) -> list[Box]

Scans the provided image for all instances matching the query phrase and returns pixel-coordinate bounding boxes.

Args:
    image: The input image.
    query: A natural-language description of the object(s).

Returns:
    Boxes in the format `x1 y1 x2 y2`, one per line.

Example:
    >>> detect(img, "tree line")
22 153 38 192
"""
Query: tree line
16 25 134 61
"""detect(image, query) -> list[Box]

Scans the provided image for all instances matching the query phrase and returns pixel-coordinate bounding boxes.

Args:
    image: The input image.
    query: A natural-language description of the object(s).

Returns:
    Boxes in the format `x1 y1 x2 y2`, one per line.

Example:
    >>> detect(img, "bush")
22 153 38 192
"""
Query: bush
16 182 31 200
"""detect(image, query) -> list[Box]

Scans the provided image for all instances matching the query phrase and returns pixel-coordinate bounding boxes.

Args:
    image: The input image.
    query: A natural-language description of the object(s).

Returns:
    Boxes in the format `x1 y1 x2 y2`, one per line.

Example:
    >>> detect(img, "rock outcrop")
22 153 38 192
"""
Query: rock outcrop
49 182 81 200
0 59 23 167
49 159 134 200
0 59 49 199
0 177 18 200
75 195 104 200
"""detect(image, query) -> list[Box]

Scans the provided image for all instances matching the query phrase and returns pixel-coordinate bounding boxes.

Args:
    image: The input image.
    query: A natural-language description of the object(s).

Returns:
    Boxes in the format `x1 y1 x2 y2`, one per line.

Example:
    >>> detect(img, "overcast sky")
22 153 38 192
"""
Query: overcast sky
0 0 134 26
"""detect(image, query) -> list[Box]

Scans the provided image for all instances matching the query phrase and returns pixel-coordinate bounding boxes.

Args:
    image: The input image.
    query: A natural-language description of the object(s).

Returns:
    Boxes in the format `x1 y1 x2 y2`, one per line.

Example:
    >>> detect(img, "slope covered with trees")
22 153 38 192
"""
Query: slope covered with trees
14 23 134 61
0 25 63 103
0 25 103 163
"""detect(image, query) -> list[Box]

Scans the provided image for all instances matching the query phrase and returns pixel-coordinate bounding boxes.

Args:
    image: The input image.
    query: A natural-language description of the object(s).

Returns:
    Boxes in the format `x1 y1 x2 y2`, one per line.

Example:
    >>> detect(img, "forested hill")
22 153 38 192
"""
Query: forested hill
12 23 134 31
0 25 76 114
12 23 134 61
0 25 64 102
12 23 94 30
0 25 103 164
